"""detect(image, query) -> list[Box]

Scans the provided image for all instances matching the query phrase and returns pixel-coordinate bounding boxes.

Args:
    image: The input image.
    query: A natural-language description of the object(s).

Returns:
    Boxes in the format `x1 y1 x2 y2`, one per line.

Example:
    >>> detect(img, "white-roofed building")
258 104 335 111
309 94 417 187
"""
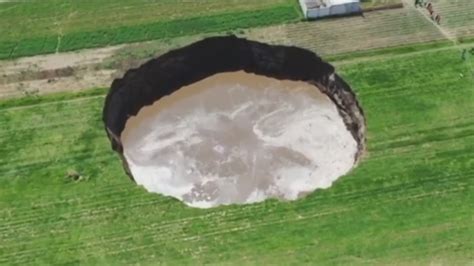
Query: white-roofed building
299 0 361 19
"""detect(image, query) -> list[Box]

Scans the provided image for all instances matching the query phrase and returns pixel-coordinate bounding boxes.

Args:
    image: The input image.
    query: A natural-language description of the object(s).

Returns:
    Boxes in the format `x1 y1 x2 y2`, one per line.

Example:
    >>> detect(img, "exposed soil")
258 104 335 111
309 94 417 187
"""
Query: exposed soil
103 36 366 207
0 46 122 98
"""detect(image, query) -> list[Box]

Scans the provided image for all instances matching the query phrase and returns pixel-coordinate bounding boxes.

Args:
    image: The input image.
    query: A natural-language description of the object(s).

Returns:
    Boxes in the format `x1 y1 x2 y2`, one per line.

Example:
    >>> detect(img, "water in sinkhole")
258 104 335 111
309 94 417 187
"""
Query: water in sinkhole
121 71 358 208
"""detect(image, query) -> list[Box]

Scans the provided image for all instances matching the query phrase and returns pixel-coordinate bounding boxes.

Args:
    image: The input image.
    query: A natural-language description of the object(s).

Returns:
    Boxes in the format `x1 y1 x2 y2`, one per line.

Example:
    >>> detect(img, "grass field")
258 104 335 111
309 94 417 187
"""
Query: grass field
1 42 473 264
0 0 301 60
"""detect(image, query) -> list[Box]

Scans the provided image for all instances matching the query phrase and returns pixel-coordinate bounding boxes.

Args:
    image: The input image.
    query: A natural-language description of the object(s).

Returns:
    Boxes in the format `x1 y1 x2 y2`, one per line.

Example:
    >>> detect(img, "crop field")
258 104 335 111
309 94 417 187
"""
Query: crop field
286 6 444 56
0 0 300 60
1 41 473 264
434 0 474 36
247 0 474 57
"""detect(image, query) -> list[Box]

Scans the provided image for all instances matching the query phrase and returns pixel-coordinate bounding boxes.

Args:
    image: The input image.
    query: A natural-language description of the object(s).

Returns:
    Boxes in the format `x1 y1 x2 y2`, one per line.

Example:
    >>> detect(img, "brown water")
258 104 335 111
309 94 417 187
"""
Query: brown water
121 71 357 208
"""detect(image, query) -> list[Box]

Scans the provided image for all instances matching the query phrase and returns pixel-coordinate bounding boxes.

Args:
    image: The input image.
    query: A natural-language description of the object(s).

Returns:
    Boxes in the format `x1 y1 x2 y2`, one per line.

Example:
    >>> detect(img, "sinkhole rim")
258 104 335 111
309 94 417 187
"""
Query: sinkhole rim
103 36 367 206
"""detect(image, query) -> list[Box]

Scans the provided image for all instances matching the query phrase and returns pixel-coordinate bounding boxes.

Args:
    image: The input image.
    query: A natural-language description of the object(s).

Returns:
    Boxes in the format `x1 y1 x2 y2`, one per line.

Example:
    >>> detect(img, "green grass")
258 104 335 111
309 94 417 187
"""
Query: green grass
0 42 473 264
0 0 301 60
325 37 474 62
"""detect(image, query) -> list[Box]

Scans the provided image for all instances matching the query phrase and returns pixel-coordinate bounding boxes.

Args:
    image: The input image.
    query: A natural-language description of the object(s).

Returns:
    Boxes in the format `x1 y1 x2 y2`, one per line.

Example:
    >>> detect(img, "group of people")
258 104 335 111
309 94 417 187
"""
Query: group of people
415 0 441 25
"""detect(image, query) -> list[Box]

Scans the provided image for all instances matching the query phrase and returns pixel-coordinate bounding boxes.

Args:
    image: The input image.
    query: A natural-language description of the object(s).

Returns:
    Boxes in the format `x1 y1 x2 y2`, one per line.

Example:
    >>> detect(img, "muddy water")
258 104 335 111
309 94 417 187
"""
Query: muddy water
121 71 358 208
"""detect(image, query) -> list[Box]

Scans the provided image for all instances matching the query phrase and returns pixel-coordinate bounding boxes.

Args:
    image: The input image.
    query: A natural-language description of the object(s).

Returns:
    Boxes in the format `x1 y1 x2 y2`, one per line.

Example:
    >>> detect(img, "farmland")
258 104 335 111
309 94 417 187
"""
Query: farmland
4 0 474 99
252 0 474 57
1 0 474 264
0 0 301 59
1 42 473 264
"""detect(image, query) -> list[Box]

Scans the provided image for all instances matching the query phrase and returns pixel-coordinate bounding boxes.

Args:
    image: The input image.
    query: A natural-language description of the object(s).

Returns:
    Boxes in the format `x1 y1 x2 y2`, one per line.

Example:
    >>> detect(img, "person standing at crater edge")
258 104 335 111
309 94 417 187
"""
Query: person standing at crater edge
435 14 441 25
426 2 433 14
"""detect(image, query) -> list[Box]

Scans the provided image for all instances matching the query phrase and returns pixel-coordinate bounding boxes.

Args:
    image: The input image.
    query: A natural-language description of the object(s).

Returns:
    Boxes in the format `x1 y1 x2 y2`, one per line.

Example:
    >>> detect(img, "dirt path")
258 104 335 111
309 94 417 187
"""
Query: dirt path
0 46 121 76
0 46 122 98
0 35 206 99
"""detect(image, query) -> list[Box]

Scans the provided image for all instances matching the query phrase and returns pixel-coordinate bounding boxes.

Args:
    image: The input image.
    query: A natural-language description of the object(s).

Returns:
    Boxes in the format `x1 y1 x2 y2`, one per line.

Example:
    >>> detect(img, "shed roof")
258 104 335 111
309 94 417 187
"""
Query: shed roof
305 0 359 8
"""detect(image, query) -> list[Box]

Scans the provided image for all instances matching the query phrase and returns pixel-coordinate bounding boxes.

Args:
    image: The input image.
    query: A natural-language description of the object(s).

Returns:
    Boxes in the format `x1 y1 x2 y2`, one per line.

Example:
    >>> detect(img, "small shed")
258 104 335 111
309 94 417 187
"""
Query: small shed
299 0 361 19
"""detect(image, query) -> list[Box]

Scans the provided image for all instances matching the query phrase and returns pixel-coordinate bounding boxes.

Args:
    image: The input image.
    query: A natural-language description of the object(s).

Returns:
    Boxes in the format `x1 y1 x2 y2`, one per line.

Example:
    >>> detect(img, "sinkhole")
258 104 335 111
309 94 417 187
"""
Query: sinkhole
103 36 366 208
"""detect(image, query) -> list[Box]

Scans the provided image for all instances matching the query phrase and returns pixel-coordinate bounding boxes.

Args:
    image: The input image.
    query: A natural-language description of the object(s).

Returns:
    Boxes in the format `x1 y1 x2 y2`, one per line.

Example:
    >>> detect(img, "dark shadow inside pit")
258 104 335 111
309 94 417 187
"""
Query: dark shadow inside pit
103 36 366 208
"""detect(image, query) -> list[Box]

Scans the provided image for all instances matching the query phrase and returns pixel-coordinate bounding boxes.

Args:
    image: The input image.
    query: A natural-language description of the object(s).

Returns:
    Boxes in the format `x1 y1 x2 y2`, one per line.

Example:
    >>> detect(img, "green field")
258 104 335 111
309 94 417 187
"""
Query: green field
0 0 301 60
1 42 473 264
